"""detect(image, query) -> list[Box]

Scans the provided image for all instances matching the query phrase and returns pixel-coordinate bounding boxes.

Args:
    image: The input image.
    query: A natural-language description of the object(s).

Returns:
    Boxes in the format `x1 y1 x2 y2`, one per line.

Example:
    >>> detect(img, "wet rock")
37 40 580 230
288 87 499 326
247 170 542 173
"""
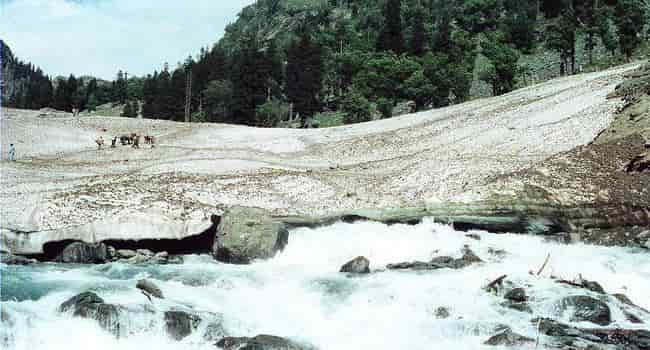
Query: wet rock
434 307 450 319
624 311 644 324
213 206 289 264
340 256 370 274
581 280 605 294
556 278 605 294
613 293 650 313
116 249 137 259
613 294 648 324
542 232 572 244
122 250 182 265
465 233 481 240
457 245 483 267
504 288 527 303
387 246 483 271
558 295 612 326
203 320 227 342
59 292 120 335
137 249 154 257
136 279 163 299
502 288 531 312
484 328 535 346
55 242 110 264
164 310 201 341
533 318 650 349
502 301 533 313
637 230 650 249
107 245 116 259
0 253 37 265
216 334 314 350
487 247 507 258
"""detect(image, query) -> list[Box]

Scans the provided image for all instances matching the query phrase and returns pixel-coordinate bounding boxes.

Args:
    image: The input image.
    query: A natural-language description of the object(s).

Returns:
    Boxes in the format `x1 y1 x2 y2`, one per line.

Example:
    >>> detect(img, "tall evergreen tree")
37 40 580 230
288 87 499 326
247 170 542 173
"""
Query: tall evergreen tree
409 5 426 56
376 0 404 54
286 33 324 122
230 36 269 125
502 0 538 53
170 66 187 121
545 1 578 75
155 65 172 119
614 0 647 60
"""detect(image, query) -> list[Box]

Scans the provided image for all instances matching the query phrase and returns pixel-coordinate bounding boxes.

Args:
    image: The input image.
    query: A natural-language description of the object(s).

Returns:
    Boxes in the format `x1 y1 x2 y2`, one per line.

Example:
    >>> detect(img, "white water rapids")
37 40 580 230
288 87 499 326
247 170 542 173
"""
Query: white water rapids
1 219 649 349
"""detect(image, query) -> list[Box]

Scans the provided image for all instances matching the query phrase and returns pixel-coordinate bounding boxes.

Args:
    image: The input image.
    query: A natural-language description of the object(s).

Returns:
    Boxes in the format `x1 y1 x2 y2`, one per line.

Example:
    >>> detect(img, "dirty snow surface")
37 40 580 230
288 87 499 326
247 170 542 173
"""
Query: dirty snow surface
0 65 634 237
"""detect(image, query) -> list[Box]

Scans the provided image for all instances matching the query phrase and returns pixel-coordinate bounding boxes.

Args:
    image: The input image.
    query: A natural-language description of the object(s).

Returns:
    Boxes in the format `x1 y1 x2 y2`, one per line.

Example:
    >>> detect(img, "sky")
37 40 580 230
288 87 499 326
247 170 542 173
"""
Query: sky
0 0 255 80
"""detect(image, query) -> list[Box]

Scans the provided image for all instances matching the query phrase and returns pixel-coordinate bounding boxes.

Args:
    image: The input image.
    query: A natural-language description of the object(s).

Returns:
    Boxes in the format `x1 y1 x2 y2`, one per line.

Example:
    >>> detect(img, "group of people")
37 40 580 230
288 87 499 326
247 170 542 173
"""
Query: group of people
95 133 155 150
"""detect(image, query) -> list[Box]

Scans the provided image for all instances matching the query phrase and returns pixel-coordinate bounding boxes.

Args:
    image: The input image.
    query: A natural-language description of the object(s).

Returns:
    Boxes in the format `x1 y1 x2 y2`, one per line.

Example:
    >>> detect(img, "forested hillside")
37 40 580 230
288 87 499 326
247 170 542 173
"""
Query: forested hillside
1 40 53 110
3 0 649 127
136 0 648 127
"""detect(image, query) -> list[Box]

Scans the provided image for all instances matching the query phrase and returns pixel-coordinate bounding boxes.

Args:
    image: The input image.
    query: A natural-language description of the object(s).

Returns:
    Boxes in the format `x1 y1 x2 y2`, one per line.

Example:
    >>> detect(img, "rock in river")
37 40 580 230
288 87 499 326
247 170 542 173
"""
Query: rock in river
0 252 37 265
340 256 370 274
504 288 527 303
58 291 120 335
164 310 201 341
136 279 164 299
557 295 612 326
213 206 289 264
55 242 110 264
484 328 535 347
216 334 315 350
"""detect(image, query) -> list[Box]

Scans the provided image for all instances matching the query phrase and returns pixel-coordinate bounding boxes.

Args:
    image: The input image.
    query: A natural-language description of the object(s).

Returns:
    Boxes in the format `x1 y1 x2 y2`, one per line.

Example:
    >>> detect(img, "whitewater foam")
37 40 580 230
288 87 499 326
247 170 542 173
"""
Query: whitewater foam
2 219 649 350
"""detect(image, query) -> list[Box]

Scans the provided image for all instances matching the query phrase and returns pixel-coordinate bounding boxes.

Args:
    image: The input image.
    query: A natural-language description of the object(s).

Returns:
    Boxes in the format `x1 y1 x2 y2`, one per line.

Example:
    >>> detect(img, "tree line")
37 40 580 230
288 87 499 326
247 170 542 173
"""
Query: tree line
3 0 648 126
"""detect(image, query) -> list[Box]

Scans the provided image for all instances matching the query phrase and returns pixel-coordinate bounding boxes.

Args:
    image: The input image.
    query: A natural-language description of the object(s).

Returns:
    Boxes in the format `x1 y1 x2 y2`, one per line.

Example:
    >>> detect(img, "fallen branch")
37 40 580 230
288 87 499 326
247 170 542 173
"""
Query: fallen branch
536 253 551 276
141 290 153 303
485 274 508 293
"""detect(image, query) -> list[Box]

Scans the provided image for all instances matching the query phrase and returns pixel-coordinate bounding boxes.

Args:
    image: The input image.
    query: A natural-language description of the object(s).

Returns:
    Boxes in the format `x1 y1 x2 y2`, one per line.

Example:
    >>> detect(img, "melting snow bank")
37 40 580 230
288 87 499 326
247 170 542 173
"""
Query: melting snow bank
1 219 649 350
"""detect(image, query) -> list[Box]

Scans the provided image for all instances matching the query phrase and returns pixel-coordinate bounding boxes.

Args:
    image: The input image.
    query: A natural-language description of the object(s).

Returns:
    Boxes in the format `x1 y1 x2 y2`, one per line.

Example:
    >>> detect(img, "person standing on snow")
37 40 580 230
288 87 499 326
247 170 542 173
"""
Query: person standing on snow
8 144 16 161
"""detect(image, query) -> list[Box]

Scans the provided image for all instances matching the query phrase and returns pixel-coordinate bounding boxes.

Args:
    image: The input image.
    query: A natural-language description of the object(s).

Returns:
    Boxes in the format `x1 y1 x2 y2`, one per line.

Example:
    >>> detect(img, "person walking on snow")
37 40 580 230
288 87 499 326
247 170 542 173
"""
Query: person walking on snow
96 136 104 150
8 144 15 161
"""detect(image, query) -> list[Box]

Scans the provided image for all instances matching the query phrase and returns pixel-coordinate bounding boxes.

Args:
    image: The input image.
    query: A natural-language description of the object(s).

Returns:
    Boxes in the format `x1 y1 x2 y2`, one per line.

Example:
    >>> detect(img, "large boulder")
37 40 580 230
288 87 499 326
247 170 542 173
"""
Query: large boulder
55 242 111 264
164 310 201 341
216 334 314 350
340 256 370 274
213 207 289 264
58 292 120 335
136 279 163 299
557 295 612 326
534 318 650 349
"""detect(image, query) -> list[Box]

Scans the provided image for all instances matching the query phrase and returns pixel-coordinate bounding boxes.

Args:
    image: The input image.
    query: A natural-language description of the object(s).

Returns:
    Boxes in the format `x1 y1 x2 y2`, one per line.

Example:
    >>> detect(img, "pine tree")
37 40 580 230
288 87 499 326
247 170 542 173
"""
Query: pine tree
376 0 404 54
155 66 172 119
545 1 578 75
65 75 78 111
615 0 647 60
286 33 324 122
481 33 521 96
142 74 158 118
409 5 426 56
170 67 186 121
231 36 269 125
53 78 68 111
502 0 538 53
578 0 599 65
121 101 134 117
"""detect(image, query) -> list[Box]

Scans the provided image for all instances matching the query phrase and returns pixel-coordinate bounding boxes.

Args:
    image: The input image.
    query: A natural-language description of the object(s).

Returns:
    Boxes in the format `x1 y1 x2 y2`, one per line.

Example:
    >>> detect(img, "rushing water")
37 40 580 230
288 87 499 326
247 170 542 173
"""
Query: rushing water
2 219 649 350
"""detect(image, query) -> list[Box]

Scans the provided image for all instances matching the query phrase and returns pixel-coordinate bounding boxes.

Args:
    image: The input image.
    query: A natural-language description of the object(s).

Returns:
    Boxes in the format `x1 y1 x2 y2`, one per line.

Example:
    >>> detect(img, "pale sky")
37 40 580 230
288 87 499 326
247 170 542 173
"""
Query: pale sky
0 0 255 80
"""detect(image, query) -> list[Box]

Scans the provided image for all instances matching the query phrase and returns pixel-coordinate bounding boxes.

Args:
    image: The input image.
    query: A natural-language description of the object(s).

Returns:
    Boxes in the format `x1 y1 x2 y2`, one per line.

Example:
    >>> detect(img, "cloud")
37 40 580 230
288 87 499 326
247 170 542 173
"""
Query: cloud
0 0 254 80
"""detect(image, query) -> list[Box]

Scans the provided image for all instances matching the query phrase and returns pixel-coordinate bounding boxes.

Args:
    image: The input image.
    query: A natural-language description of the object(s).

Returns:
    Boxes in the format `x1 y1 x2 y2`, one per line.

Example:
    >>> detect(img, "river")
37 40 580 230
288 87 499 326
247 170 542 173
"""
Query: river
2 219 649 349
